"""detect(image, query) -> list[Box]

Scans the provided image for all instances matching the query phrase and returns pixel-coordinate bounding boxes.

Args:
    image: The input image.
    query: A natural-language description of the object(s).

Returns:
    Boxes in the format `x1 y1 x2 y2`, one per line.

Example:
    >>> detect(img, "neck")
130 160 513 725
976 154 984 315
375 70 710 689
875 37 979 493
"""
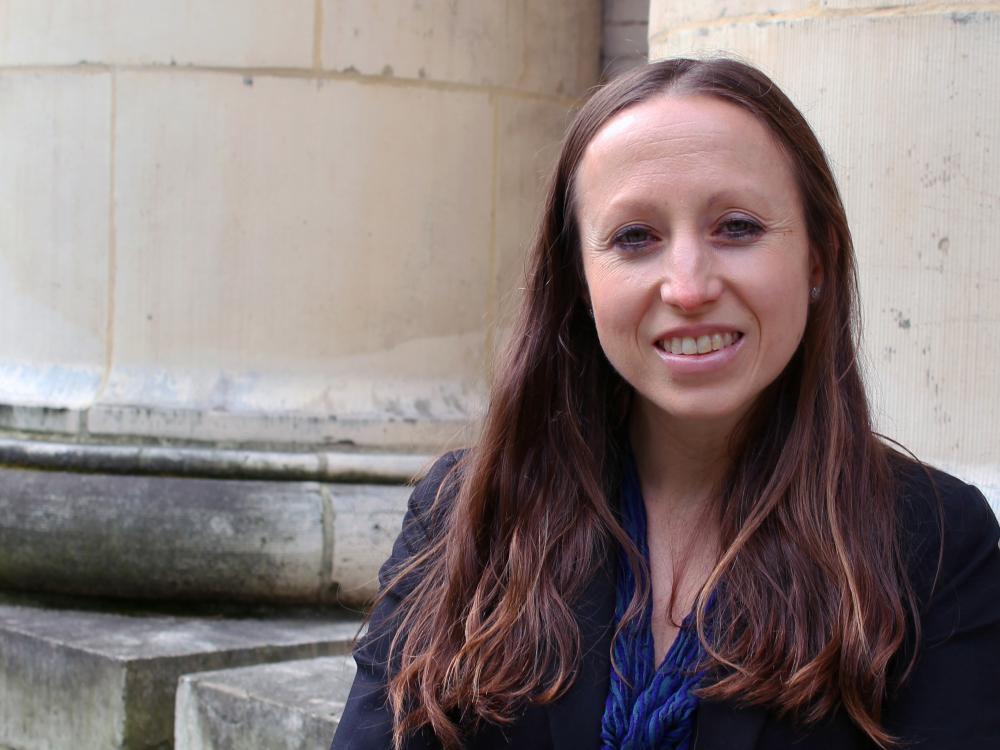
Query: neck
629 404 737 509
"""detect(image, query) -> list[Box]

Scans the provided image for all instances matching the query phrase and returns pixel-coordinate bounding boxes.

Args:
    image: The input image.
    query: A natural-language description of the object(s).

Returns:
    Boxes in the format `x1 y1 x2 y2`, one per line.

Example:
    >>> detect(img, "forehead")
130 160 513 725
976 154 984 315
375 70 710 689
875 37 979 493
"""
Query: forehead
575 94 799 214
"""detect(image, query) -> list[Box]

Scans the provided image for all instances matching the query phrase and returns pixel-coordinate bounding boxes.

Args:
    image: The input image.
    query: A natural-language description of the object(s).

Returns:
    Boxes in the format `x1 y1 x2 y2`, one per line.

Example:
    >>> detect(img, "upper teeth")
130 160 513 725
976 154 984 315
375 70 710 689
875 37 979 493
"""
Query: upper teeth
661 332 739 355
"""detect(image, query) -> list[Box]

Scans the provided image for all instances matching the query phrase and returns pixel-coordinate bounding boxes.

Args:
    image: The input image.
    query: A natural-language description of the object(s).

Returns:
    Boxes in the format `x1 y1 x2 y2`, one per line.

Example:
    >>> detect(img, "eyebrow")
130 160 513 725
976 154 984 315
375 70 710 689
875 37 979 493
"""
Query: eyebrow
595 185 778 218
705 187 779 207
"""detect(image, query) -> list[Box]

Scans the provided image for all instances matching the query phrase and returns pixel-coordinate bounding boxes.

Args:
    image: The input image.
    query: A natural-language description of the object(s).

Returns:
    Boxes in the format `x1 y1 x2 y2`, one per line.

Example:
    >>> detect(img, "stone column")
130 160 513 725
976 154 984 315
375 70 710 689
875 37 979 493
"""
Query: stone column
0 0 602 604
0 0 601 453
649 1 1000 511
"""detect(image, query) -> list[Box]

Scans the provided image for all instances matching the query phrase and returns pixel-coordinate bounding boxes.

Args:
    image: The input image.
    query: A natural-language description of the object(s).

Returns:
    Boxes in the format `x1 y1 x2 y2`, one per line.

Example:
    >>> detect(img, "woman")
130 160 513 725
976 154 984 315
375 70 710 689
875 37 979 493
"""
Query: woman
331 58 1000 749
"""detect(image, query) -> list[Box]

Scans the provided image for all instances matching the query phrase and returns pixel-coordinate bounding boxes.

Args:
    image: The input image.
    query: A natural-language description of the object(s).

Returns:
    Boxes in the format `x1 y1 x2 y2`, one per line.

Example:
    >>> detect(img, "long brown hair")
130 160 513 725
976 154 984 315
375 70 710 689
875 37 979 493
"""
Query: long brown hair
380 58 917 749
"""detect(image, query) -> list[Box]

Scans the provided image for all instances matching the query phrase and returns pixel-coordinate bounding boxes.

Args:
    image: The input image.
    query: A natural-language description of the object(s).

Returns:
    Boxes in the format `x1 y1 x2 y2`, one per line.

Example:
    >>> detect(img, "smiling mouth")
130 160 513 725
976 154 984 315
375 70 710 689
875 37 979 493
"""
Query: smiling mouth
655 332 743 356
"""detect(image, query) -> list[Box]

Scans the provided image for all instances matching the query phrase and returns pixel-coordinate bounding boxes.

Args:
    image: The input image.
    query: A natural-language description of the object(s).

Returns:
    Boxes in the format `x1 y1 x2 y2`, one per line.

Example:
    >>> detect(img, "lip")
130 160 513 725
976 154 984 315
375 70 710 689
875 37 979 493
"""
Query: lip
652 325 745 375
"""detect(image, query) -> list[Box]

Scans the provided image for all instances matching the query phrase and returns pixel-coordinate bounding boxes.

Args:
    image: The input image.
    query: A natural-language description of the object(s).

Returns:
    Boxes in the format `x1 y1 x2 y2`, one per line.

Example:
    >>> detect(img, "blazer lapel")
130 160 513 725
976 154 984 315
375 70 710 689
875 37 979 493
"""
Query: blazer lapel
694 697 768 750
546 547 617 750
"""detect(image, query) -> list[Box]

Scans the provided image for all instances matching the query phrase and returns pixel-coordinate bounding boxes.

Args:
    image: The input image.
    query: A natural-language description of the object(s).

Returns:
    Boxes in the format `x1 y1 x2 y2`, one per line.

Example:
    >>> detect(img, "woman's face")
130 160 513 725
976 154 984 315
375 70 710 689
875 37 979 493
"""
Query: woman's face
575 94 818 435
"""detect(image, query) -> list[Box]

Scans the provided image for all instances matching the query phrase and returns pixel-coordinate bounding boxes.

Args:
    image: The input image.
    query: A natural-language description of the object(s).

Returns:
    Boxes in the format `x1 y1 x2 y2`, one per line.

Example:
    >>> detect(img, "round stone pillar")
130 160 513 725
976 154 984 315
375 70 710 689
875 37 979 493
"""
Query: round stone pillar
0 0 601 453
0 1 601 605
650 1 1000 510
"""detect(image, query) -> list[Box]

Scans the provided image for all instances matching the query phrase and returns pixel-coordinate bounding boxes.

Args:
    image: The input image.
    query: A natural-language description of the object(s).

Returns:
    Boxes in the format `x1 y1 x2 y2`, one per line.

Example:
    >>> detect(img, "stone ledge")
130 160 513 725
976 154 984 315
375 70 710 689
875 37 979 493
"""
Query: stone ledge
0 434 434 484
0 466 411 606
0 398 472 455
0 593 361 750
175 655 357 750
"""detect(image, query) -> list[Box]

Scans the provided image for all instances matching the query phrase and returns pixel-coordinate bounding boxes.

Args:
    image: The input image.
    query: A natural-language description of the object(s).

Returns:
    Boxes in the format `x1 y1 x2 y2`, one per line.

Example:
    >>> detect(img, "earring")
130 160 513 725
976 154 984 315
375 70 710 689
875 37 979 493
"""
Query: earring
809 286 821 301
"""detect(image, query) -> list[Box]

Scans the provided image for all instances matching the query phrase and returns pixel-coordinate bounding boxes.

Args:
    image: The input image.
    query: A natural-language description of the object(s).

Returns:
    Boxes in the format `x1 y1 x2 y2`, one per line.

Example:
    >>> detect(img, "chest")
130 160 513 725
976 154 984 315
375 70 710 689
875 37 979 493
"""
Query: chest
645 514 719 664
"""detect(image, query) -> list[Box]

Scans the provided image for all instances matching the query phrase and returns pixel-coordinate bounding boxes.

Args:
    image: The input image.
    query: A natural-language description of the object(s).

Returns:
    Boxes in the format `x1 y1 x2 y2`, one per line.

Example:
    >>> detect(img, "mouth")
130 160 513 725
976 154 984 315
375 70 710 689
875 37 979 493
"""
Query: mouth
655 331 744 356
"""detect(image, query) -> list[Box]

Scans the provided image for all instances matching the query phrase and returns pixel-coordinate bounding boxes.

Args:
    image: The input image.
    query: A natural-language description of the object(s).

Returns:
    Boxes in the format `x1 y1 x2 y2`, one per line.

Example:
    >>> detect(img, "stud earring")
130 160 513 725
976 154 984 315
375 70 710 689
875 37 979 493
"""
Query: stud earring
809 286 821 301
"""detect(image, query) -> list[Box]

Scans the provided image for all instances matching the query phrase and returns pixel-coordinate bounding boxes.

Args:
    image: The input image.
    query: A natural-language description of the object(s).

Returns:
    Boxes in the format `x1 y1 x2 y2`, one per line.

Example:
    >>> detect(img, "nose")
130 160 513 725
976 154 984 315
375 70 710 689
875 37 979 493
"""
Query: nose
659 233 722 312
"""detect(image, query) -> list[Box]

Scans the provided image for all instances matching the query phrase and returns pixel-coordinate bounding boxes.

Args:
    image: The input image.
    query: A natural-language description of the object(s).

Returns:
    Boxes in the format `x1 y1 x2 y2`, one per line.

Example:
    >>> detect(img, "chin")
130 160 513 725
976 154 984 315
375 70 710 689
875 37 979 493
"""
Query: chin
636 388 761 431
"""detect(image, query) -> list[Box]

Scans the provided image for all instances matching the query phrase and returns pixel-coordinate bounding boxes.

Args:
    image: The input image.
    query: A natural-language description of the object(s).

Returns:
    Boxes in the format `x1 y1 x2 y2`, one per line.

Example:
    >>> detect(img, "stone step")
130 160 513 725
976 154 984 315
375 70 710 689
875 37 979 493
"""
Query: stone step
0 593 362 750
175 655 357 750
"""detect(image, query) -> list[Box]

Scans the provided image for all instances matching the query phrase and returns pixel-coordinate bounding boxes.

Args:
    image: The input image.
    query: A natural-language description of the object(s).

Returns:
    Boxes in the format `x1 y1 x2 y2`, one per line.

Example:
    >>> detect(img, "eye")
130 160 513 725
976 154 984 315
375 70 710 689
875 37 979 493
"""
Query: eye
612 225 656 252
716 215 764 242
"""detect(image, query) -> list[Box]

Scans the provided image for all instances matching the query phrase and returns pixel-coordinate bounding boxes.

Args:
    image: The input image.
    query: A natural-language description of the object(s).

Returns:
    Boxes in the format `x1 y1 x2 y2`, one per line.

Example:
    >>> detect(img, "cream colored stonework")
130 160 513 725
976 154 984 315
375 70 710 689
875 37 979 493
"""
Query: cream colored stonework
0 0 314 68
0 1 601 450
650 0 807 32
321 0 601 95
602 0 650 79
113 72 492 370
101 71 493 442
821 0 930 8
493 96 572 334
606 0 653 23
0 71 110 408
649 2 1000 506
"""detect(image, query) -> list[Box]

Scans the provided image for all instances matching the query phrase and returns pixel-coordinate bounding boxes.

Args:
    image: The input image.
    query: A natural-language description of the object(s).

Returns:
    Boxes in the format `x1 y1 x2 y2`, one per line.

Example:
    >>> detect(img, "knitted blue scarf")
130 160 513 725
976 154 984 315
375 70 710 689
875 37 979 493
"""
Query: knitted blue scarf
600 460 706 750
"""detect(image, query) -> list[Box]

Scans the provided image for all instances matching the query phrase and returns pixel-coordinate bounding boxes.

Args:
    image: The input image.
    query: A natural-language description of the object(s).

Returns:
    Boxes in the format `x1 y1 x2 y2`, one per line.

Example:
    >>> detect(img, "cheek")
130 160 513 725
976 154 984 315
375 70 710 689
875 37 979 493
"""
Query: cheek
753 270 811 356
587 269 650 349
586 296 640 383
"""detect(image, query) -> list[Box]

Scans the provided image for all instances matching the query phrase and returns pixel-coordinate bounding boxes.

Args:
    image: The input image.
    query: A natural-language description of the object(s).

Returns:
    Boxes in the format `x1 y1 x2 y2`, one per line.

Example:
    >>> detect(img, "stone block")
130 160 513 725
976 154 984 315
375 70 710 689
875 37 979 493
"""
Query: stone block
602 21 649 63
103 70 492 441
84 403 476 452
0 466 413 605
0 71 110 410
649 0 808 36
0 467 327 603
175 656 356 750
321 0 601 95
0 593 360 750
821 0 925 8
651 11 1000 471
492 96 571 336
330 484 415 601
605 0 652 24
0 0 313 67
0 400 83 435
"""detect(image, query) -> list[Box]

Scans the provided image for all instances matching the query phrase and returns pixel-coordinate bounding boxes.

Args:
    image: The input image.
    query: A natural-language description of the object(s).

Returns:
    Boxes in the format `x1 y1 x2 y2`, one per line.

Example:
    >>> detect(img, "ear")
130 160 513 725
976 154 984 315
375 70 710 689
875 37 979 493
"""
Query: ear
810 228 835 291
809 249 823 290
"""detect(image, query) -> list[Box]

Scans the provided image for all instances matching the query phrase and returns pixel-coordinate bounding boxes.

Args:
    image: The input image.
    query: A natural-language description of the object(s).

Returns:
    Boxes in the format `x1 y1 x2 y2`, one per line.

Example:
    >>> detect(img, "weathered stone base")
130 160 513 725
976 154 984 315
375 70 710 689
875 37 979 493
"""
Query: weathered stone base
0 593 361 750
175 656 356 750
0 465 413 606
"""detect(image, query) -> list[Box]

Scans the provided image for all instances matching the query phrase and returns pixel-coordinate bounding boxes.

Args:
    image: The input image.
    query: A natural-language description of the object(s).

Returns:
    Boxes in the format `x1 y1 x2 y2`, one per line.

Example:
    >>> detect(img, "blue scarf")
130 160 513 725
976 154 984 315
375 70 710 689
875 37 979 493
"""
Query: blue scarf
600 460 706 750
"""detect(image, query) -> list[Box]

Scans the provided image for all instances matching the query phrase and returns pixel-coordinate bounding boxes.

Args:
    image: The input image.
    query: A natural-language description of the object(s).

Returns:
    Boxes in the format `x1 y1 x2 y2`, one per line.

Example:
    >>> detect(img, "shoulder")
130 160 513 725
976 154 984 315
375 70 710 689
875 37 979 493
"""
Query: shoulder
403 449 466 536
376 449 466 592
883 459 1000 744
890 453 1000 630
413 449 466 497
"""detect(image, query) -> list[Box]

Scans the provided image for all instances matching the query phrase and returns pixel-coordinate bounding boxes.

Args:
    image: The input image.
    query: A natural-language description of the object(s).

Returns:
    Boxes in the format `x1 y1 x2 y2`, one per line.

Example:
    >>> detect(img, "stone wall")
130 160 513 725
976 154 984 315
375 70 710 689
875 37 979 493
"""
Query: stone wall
602 0 650 78
649 0 1000 512
0 1 602 451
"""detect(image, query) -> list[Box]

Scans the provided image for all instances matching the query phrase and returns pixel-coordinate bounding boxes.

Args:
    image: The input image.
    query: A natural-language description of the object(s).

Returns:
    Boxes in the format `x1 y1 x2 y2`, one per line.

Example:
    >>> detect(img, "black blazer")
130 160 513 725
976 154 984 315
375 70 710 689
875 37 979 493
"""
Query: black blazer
332 452 1000 749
